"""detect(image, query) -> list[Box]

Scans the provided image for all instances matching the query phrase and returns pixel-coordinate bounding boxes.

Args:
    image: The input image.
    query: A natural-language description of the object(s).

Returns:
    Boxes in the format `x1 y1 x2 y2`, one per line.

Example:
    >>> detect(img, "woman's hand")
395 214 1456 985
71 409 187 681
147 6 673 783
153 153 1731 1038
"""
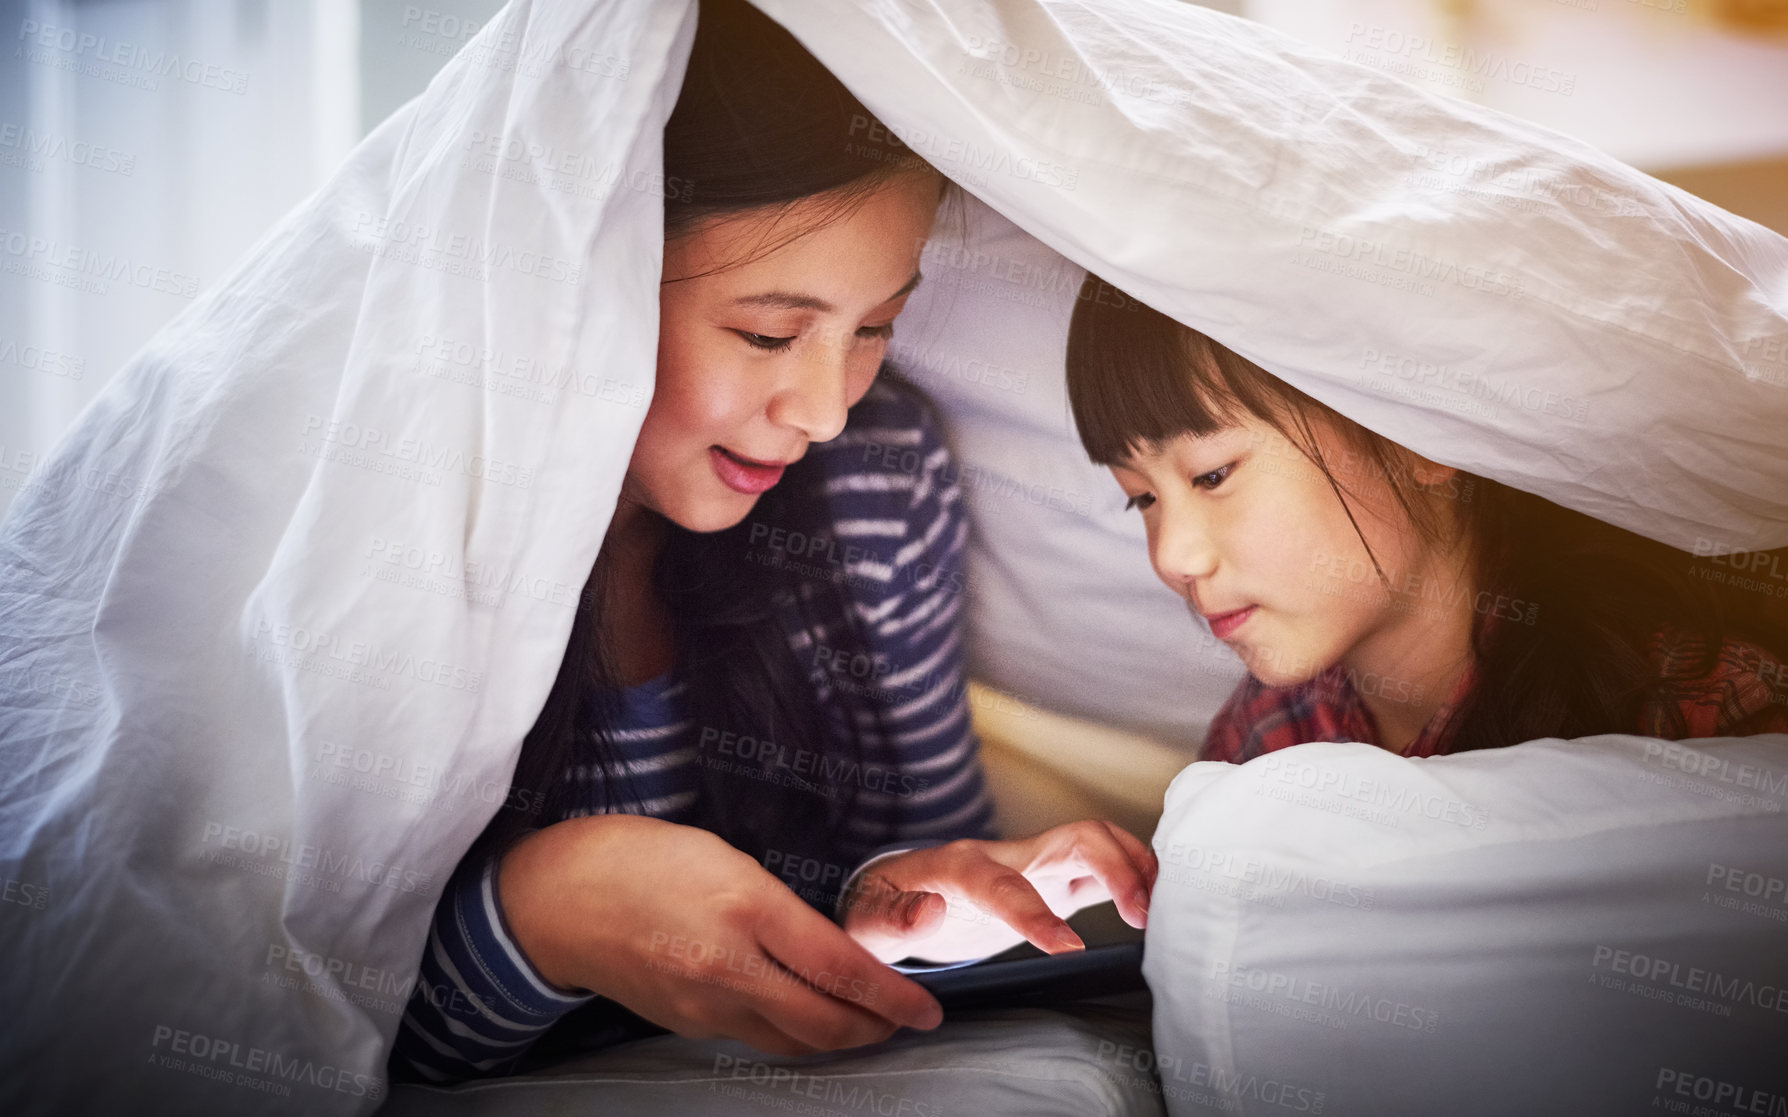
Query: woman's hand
840 820 1159 965
497 814 943 1056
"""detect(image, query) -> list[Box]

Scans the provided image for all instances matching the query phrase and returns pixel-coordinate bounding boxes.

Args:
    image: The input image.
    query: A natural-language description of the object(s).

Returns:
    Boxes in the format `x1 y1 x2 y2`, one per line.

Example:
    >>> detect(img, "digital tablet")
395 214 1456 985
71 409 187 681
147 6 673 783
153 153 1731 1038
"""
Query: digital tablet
907 941 1147 1012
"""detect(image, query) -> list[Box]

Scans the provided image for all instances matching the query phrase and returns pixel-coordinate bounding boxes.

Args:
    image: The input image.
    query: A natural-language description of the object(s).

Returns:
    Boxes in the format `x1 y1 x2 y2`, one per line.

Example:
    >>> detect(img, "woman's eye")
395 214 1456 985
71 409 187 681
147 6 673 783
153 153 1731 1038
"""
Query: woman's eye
857 323 895 342
737 331 796 352
1192 463 1235 491
1123 492 1155 513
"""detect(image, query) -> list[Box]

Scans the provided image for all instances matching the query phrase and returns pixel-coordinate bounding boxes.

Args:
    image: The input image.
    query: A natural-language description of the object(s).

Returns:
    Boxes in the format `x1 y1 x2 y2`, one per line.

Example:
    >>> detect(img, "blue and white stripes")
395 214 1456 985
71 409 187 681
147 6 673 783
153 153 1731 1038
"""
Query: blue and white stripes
391 858 596 1080
392 379 996 1082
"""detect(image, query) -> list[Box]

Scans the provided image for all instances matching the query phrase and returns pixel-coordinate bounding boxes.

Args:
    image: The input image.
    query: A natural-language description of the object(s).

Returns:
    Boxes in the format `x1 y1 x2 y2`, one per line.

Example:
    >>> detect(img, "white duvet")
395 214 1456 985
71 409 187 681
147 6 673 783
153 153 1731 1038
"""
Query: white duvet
1147 735 1788 1117
1 1 1784 1114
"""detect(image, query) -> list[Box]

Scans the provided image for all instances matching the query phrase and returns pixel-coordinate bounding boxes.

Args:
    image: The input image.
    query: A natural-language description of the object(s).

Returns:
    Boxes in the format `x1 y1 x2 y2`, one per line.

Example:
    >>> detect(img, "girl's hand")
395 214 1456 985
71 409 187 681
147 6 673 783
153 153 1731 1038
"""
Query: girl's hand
497 814 943 1056
840 820 1159 965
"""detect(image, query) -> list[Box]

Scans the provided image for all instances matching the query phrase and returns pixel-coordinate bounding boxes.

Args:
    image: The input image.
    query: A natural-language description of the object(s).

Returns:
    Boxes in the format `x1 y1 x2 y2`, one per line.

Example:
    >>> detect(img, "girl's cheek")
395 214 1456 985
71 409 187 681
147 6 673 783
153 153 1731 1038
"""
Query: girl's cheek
1224 496 1287 584
1260 504 1342 618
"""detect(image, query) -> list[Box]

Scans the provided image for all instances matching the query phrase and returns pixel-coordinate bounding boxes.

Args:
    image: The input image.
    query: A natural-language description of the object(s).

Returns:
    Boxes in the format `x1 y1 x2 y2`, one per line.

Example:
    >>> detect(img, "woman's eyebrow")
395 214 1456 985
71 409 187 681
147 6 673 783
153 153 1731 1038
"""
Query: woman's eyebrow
728 270 923 313
887 269 923 301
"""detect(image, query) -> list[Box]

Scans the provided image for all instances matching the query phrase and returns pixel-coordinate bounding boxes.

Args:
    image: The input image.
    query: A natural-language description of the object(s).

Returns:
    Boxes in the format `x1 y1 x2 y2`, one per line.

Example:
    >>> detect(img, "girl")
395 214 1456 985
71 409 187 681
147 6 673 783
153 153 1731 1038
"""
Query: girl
392 1 1155 1083
1064 273 1788 763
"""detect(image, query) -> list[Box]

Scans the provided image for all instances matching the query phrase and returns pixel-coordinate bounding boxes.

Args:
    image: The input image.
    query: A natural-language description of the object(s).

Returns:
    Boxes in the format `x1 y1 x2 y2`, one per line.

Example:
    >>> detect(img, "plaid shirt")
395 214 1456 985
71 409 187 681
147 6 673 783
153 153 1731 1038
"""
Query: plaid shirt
1202 631 1788 764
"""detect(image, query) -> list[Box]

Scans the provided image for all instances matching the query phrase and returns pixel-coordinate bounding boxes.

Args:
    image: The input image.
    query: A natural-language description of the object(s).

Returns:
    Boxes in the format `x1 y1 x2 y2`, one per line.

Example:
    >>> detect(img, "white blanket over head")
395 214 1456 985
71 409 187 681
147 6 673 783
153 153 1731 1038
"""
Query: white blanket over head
1 0 1784 1114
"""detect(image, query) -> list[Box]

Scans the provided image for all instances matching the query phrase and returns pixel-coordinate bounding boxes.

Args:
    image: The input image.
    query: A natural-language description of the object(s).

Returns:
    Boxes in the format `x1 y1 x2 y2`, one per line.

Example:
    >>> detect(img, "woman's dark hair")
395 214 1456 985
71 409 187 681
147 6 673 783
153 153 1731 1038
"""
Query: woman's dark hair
474 0 943 900
661 0 938 255
1065 273 1788 752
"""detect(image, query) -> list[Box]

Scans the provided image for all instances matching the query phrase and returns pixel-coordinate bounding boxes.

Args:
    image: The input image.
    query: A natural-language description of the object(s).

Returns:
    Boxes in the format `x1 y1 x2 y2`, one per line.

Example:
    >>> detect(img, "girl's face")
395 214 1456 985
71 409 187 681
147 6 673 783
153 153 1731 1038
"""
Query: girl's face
624 175 940 533
1109 416 1456 687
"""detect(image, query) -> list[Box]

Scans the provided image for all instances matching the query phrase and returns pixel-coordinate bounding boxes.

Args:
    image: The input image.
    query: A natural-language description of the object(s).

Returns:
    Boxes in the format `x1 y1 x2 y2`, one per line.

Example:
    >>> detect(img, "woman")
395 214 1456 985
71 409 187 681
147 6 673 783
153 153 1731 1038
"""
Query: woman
1063 272 1788 761
392 0 1156 1083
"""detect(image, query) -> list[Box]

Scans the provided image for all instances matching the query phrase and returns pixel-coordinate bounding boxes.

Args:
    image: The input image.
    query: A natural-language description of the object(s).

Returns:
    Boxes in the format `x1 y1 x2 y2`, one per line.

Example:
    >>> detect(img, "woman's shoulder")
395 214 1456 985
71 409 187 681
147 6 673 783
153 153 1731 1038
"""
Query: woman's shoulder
1641 628 1788 738
763 374 966 612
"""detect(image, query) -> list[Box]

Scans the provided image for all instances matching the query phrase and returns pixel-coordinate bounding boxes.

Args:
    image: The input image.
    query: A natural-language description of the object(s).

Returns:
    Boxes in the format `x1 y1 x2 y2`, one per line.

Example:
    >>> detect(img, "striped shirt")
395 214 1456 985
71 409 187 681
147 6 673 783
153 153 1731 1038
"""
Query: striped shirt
393 378 997 1082
561 673 700 823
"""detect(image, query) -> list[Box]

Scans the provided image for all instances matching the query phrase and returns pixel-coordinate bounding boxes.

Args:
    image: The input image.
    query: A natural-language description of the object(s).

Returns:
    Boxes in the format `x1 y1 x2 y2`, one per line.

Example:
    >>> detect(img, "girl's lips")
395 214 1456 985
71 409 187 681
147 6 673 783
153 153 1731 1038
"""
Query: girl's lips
710 446 788 495
1204 605 1257 640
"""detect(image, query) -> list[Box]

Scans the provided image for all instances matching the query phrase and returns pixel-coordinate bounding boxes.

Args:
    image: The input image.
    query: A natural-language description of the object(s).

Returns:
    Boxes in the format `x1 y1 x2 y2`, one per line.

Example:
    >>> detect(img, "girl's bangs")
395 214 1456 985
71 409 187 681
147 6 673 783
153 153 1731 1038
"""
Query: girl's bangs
1065 276 1251 465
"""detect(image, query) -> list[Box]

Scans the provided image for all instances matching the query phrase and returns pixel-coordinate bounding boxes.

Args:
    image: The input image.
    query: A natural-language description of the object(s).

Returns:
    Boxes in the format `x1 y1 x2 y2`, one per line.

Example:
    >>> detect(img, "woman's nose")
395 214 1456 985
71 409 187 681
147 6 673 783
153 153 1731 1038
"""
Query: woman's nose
766 333 854 443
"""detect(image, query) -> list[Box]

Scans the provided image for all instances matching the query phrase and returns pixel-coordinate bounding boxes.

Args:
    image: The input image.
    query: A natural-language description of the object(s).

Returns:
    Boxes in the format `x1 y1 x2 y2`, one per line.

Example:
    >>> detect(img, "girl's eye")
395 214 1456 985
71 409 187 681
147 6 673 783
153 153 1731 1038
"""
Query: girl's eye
737 331 796 352
1192 463 1235 491
857 323 895 342
1123 492 1156 513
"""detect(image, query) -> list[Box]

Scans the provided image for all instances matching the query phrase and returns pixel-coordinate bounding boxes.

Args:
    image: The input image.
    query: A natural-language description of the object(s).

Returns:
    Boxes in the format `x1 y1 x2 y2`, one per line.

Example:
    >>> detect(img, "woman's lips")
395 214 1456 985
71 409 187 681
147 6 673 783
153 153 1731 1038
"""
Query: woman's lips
1203 605 1257 640
710 446 788 495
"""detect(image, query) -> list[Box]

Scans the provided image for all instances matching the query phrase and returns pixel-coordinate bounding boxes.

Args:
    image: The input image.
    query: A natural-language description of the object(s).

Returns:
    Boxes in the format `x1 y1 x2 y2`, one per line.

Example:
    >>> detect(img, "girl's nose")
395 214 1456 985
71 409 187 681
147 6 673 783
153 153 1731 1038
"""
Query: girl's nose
1151 506 1219 597
766 336 852 443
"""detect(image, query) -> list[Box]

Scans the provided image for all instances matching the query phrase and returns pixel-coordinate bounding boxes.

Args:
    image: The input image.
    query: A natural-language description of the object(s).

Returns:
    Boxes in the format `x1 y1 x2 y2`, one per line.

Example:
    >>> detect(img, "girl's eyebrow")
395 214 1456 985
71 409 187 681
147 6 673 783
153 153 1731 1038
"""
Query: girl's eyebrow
728 270 923 313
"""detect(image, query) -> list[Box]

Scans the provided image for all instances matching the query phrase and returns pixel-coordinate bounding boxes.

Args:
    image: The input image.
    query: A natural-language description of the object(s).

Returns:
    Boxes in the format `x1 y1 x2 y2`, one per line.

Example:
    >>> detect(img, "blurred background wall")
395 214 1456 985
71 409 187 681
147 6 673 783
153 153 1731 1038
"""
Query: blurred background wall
1 0 1784 517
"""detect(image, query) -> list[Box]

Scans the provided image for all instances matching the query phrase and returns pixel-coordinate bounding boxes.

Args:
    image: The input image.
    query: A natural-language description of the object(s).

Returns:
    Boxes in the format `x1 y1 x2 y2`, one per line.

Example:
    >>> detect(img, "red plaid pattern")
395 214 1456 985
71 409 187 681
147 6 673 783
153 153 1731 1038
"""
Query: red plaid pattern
1202 632 1788 763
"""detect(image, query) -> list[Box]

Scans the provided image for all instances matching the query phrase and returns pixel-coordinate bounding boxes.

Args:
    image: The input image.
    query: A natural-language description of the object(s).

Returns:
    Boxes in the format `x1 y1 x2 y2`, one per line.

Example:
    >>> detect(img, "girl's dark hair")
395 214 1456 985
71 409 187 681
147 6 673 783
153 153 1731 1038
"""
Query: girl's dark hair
1065 273 1788 752
474 0 941 898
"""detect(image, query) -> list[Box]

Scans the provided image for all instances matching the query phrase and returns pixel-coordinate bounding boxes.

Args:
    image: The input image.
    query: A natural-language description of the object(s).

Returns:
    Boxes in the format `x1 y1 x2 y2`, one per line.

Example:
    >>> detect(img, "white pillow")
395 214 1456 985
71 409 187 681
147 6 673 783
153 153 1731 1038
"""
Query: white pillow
1144 734 1788 1117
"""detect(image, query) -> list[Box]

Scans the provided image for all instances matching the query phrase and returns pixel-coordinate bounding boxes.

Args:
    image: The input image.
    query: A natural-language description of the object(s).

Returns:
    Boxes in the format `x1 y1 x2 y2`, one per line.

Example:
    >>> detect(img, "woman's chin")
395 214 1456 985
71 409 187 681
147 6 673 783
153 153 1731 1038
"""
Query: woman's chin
664 491 762 535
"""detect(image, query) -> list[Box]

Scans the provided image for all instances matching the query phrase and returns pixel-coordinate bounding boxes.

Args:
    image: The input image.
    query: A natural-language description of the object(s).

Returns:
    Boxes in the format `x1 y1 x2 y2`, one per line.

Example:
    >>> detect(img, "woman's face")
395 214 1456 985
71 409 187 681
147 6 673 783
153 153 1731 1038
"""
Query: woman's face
1109 416 1456 687
624 175 940 533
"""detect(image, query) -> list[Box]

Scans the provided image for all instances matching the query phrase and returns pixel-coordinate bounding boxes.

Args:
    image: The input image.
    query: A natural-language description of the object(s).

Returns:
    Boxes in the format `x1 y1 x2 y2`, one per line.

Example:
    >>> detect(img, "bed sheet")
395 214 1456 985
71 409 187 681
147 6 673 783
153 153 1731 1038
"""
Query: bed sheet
382 1001 1165 1117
